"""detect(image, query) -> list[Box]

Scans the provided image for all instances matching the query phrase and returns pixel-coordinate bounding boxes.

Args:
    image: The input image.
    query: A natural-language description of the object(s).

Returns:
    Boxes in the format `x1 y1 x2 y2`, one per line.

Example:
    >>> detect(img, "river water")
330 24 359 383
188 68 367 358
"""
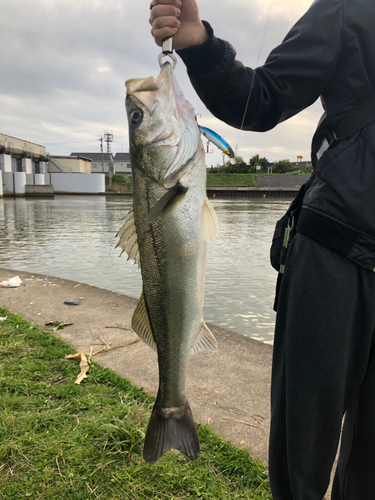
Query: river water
0 195 291 344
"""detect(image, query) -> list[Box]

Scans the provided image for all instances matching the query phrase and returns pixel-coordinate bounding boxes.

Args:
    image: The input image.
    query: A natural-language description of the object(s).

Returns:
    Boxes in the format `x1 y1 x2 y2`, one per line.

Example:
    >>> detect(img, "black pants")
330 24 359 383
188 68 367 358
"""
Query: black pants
269 234 375 500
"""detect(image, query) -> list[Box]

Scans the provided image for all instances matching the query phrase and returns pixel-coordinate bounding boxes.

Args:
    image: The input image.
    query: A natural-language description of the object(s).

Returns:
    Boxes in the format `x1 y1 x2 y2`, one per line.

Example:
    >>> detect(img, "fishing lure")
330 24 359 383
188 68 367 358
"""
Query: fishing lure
198 125 235 162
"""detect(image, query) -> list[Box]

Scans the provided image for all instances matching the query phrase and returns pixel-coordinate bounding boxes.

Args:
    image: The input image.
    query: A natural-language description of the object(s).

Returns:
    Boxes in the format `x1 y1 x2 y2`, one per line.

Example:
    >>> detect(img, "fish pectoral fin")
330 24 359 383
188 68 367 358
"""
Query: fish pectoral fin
115 207 141 268
201 198 219 242
190 321 218 355
146 182 188 224
131 291 157 352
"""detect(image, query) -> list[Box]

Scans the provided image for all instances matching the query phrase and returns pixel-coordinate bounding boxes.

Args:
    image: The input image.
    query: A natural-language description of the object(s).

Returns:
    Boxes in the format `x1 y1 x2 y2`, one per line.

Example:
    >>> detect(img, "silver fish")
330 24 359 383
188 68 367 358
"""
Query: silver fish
117 62 219 463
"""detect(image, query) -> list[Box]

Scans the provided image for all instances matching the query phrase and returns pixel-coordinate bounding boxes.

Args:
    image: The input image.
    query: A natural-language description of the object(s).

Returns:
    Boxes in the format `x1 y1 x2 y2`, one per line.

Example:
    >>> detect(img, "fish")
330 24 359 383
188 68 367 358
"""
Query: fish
117 61 219 463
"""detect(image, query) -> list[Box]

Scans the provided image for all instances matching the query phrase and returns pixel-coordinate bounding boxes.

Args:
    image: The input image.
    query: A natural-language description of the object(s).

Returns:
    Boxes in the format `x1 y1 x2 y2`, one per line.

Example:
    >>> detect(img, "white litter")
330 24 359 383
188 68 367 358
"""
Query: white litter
1 276 22 288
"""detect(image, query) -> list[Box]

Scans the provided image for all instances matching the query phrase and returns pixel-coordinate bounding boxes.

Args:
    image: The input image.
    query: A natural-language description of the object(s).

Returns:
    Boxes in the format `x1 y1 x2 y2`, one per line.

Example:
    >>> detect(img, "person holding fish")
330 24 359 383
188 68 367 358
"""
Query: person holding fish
150 1 375 499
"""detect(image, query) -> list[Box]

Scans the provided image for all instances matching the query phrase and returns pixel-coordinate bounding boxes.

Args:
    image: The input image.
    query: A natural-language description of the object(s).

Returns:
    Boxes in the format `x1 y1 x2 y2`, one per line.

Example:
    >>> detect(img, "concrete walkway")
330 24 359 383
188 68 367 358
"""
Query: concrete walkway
0 267 272 464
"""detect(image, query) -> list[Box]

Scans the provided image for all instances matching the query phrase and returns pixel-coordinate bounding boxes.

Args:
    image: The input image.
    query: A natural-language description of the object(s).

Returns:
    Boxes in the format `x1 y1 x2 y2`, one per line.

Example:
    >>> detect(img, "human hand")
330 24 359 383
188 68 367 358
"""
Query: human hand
149 0 208 50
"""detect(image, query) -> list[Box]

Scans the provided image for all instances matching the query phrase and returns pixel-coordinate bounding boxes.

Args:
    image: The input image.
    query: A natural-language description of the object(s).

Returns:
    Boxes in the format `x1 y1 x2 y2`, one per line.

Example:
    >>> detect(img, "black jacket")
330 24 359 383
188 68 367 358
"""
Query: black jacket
178 0 375 271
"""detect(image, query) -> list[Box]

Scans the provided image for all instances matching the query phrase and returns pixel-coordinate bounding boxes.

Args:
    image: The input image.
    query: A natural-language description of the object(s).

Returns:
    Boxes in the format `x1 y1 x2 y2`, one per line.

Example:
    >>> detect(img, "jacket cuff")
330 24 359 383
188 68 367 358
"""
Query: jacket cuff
176 21 227 77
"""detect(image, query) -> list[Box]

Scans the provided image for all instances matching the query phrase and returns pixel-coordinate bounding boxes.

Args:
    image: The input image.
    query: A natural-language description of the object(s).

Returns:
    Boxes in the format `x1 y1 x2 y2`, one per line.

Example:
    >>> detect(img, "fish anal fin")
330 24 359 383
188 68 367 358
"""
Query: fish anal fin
116 208 141 268
143 400 200 463
190 321 218 355
131 291 157 352
146 182 188 224
201 198 219 242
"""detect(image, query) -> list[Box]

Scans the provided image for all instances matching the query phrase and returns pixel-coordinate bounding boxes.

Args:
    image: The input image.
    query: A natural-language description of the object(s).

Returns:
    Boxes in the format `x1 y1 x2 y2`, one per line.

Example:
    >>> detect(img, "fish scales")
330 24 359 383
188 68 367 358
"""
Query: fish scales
117 62 219 462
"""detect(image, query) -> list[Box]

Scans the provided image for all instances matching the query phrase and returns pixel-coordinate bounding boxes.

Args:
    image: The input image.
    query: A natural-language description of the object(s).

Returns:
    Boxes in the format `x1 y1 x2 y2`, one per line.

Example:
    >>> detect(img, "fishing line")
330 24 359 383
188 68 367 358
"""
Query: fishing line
235 0 274 155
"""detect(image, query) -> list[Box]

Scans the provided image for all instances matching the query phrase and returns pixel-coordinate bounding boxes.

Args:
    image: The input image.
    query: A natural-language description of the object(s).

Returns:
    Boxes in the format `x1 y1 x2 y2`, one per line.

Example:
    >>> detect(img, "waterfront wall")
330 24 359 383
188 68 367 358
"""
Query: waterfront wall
25 185 54 197
2 172 106 196
3 172 27 196
207 187 298 198
255 174 308 189
46 173 105 194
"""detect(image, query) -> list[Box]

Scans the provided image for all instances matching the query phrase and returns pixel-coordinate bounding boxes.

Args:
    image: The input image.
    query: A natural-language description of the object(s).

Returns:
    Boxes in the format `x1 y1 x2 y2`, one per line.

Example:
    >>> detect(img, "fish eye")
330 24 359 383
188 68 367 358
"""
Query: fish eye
130 109 143 125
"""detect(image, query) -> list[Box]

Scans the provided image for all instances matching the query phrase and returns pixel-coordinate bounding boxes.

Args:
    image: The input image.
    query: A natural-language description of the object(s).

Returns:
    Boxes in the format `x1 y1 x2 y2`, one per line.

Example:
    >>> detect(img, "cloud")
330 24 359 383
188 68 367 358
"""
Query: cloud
0 0 320 162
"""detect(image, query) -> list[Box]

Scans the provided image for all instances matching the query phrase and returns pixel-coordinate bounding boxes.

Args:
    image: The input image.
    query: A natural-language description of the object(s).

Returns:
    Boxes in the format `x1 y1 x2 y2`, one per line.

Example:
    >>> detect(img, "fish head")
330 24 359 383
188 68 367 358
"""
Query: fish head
125 62 201 184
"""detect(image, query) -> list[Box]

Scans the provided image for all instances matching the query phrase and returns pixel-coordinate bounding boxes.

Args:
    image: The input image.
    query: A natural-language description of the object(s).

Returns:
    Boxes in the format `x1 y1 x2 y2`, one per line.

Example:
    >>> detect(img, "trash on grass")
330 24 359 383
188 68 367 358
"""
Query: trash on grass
65 352 90 384
0 316 7 321
1 276 22 288
45 321 73 331
64 299 81 306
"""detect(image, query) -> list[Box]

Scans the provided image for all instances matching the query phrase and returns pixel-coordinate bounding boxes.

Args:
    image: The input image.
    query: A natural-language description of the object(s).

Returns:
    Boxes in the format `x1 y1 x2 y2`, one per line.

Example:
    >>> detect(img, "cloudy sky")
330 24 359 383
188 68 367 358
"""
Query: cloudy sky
1 0 321 167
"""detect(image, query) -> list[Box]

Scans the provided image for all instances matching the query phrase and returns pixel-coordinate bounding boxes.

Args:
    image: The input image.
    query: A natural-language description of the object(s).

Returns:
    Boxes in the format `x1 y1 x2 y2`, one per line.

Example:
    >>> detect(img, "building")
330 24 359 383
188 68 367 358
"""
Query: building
0 133 48 175
70 152 114 173
48 155 91 174
0 133 50 197
114 152 131 174
0 134 105 196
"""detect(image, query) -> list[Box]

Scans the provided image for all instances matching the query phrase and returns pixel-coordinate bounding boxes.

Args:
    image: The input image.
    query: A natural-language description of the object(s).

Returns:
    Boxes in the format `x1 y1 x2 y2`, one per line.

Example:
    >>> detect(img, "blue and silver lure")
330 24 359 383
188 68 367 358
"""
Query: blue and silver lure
198 125 236 163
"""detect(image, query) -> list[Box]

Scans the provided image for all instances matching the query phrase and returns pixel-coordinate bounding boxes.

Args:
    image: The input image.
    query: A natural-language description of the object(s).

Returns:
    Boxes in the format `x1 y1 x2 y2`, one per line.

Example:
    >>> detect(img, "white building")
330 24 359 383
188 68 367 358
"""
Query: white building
0 134 105 196
0 133 48 175
0 133 49 196
70 152 114 173
114 152 131 174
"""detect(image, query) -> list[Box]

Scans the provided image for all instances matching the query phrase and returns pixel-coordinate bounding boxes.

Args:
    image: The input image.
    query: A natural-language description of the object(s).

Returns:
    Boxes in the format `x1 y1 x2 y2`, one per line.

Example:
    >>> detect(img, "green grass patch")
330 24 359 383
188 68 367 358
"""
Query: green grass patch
0 308 271 499
206 173 257 188
112 174 132 187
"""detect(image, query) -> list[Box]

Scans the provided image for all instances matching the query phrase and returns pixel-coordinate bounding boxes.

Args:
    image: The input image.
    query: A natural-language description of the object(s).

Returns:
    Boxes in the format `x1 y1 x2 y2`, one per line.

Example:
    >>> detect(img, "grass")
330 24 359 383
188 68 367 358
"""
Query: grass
0 308 271 499
206 173 257 188
112 174 132 187
109 172 309 191
108 174 133 193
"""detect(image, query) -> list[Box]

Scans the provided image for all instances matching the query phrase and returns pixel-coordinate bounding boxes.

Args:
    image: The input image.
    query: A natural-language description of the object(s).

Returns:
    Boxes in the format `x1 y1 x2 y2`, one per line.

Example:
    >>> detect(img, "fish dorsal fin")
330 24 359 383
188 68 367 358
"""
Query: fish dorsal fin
190 321 218 355
115 208 141 267
201 198 219 242
131 291 157 352
146 182 188 224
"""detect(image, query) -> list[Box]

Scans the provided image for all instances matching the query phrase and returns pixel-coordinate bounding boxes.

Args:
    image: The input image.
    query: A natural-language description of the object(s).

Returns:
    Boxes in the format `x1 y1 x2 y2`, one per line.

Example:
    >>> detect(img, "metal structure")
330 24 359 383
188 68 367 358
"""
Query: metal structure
104 131 113 155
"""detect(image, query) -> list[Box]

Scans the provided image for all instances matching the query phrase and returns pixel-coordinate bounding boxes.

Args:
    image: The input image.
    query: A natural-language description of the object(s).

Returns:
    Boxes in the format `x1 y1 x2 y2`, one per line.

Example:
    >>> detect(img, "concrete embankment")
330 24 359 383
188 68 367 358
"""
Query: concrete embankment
0 268 272 464
206 174 308 198
106 174 308 198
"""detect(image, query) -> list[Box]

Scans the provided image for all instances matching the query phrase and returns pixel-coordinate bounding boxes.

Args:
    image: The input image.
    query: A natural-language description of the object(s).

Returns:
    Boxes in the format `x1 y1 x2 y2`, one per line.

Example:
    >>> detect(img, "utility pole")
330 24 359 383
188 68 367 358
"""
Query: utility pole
99 136 104 172
104 131 114 174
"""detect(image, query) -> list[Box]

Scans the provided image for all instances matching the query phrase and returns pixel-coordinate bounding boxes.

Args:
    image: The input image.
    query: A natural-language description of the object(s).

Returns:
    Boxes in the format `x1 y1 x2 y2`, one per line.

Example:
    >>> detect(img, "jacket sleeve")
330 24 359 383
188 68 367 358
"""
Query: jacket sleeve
177 0 343 132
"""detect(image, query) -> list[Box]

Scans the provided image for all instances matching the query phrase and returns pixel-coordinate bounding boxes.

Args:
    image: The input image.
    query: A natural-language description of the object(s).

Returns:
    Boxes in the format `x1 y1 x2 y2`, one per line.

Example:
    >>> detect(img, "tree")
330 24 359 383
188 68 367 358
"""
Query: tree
248 155 269 173
273 159 293 173
209 154 269 173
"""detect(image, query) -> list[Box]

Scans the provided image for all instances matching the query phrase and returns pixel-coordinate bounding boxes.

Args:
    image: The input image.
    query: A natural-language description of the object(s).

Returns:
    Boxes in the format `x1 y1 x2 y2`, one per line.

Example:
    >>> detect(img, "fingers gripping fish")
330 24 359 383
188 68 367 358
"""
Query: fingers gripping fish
116 61 219 463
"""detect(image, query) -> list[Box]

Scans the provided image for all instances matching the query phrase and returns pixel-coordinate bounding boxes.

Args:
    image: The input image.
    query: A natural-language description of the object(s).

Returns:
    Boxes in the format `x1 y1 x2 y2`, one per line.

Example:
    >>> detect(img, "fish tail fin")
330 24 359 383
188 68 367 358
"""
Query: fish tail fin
143 400 200 463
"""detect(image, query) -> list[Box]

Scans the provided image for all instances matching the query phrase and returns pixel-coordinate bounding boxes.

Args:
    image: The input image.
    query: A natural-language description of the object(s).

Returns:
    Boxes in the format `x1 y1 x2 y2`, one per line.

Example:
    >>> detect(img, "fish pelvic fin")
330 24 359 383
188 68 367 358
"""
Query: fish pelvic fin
143 400 200 463
190 321 218 355
131 291 157 352
116 208 141 267
146 182 188 224
201 198 219 242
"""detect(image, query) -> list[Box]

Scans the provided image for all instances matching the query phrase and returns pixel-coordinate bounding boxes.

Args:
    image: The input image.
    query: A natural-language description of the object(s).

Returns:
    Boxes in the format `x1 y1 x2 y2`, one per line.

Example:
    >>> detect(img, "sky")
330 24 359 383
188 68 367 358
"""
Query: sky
0 0 322 167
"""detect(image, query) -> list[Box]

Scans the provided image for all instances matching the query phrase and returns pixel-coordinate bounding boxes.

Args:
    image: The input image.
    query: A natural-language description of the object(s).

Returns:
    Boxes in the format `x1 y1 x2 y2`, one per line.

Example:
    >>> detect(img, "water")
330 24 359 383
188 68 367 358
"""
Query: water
0 195 291 344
